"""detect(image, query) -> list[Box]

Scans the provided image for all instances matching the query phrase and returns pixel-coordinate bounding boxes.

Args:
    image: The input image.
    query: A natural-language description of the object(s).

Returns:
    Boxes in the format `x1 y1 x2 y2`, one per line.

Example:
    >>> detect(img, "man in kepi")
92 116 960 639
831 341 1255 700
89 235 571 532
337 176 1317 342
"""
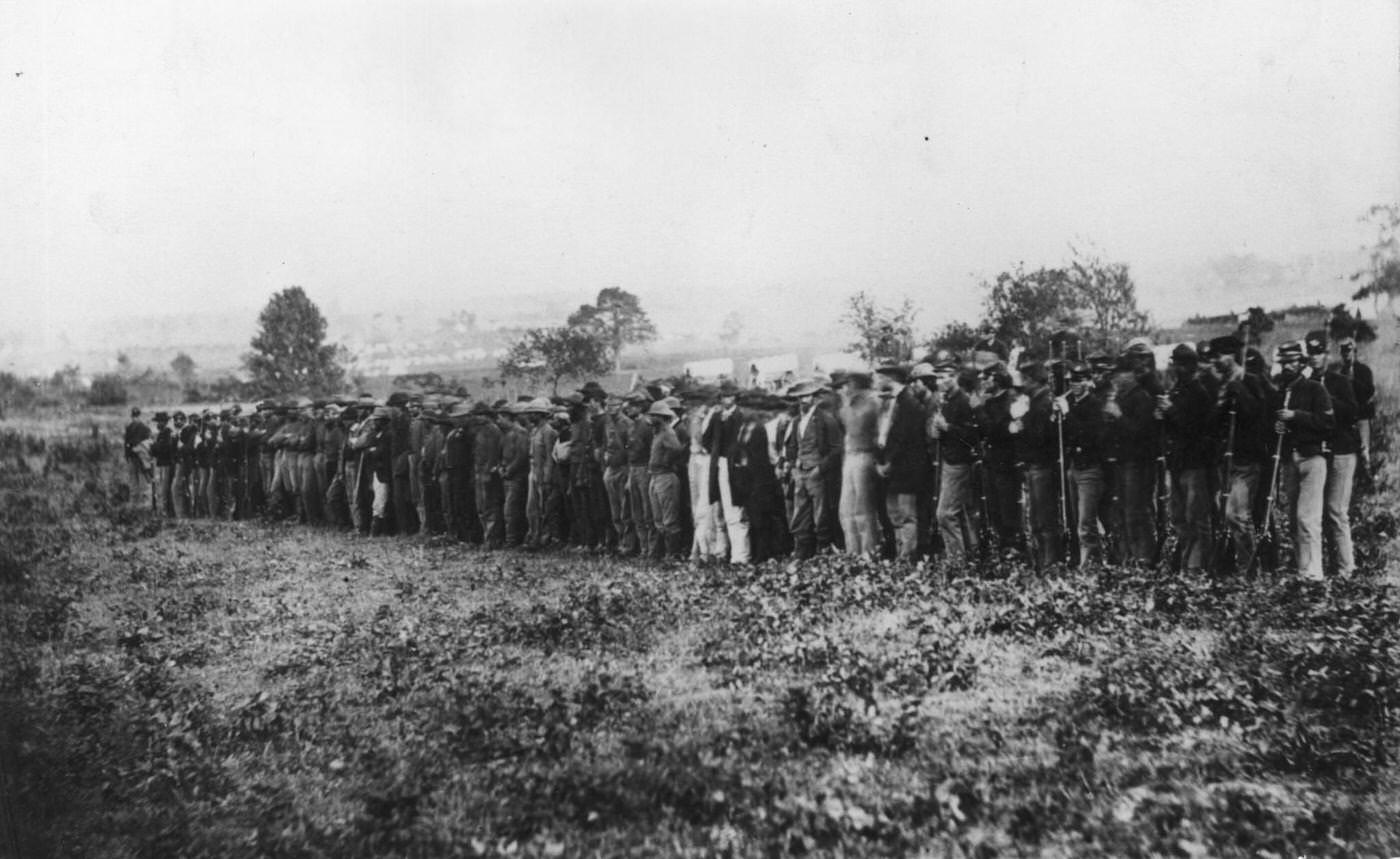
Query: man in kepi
123 407 152 506
1274 340 1334 581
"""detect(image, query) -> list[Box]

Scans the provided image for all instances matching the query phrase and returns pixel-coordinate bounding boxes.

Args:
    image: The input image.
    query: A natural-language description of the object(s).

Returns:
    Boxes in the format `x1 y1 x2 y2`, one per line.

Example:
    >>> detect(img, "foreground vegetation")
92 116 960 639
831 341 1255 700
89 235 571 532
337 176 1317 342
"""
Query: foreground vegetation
2 413 1399 858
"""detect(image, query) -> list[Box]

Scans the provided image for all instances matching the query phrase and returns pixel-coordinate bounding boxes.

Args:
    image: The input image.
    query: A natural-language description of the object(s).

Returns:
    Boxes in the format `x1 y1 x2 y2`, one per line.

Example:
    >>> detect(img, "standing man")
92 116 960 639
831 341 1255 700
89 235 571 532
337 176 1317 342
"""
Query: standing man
622 391 654 556
1106 351 1160 566
686 388 729 563
601 395 634 555
647 400 687 559
1011 356 1063 571
524 399 558 549
704 381 750 564
172 411 196 518
470 402 505 549
151 412 175 516
1208 335 1270 575
498 404 530 548
975 364 1022 557
931 365 982 565
123 407 152 507
876 364 931 562
1274 341 1334 581
1159 344 1216 575
784 381 843 561
1062 363 1109 567
838 372 881 558
1332 334 1377 476
1305 331 1359 577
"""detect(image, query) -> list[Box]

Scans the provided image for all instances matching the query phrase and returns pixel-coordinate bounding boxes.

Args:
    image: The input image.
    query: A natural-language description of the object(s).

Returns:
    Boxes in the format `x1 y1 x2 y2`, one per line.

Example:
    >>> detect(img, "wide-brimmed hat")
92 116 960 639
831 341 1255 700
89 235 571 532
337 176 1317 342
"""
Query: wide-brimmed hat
716 379 742 397
785 380 825 398
909 362 937 381
386 391 411 407
875 363 909 383
371 406 392 420
1208 335 1243 358
647 401 676 419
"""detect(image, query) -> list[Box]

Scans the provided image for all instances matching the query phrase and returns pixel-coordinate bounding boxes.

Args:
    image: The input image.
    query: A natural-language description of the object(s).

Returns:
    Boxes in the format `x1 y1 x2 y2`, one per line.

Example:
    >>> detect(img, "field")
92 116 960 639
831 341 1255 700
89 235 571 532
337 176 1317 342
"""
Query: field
2 406 1400 858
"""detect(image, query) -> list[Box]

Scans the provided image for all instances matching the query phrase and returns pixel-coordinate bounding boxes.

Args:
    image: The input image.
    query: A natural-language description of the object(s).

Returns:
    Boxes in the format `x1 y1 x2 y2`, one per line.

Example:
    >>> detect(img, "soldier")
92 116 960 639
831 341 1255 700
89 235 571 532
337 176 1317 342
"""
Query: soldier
465 401 503 548
547 408 572 545
151 412 175 516
784 380 842 561
243 409 267 518
1060 363 1110 567
351 406 394 536
498 404 530 548
1158 344 1216 575
1107 348 1159 566
172 411 196 518
291 399 322 525
123 407 152 506
838 371 881 558
1011 355 1062 571
1305 330 1360 576
621 391 653 556
646 400 687 559
875 364 930 562
321 403 349 529
221 407 246 520
418 398 446 535
385 392 418 536
704 380 750 564
931 364 982 565
601 395 634 555
1332 334 1377 474
197 410 220 517
436 402 473 541
343 400 375 534
738 392 784 563
524 398 558 549
974 363 1022 557
1273 341 1334 580
1207 335 1270 575
407 396 429 532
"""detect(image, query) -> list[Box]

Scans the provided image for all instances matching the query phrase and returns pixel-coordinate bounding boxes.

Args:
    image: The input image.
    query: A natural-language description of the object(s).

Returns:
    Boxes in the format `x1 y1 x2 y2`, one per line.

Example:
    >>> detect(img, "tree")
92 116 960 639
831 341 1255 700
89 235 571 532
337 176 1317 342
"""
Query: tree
171 352 196 386
1327 303 1377 344
1236 307 1275 346
88 374 128 406
924 321 981 357
567 287 657 371
242 287 347 397
1351 204 1400 313
1067 245 1153 353
980 265 1079 355
842 291 919 365
498 326 612 395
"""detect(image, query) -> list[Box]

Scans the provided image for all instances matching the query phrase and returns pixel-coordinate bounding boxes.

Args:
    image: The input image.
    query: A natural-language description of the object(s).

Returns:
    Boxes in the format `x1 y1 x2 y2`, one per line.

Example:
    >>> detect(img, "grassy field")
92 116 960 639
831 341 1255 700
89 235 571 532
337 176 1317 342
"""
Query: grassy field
2 406 1399 858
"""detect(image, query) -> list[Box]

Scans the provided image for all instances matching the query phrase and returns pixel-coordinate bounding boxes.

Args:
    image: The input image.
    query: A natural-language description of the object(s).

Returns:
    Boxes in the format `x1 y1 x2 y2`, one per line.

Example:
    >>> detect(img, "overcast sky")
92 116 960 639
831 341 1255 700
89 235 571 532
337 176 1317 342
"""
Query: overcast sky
4 0 1398 346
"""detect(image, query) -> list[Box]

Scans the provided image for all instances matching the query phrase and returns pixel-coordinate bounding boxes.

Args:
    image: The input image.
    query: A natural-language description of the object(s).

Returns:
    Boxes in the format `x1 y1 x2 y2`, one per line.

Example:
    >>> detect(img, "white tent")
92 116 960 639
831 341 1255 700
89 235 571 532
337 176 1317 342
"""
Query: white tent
683 357 736 381
744 353 800 388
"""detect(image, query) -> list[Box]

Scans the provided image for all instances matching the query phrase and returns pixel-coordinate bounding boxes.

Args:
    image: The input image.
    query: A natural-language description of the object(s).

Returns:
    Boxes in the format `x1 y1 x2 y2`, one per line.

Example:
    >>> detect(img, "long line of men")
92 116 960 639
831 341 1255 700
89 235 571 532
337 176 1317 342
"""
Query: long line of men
122 327 1378 579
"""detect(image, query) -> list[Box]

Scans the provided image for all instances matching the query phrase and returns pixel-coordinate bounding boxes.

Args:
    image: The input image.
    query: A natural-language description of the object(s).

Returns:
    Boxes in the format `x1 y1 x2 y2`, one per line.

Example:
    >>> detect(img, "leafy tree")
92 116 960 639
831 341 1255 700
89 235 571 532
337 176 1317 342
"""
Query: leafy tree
1235 307 1275 346
567 287 656 371
980 265 1078 355
87 374 128 406
1327 304 1377 344
1067 245 1153 352
924 321 981 356
842 291 919 364
243 287 347 397
171 352 196 386
1351 204 1400 310
499 326 612 395
49 364 81 391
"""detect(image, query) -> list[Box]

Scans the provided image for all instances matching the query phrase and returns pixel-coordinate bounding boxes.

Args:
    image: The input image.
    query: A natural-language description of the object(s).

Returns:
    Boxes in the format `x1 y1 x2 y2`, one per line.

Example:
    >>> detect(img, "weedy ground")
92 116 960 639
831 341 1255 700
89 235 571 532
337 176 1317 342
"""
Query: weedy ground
1 409 1399 858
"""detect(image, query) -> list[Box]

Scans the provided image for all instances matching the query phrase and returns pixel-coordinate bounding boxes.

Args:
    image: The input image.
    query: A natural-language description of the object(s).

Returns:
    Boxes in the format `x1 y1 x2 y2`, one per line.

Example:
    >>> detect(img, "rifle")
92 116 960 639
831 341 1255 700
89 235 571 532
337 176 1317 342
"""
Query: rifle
1250 384 1292 577
1050 344 1076 567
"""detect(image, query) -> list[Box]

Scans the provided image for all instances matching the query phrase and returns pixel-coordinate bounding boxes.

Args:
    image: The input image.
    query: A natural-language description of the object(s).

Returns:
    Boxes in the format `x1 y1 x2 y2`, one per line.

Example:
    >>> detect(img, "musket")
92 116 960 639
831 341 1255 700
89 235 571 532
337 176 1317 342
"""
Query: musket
1051 340 1075 566
1250 384 1293 577
1212 329 1247 571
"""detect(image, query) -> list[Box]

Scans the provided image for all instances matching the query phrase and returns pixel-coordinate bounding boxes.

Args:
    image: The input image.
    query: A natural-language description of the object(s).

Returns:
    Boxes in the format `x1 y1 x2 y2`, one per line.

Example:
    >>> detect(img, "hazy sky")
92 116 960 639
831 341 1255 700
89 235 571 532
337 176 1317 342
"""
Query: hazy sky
4 0 1398 347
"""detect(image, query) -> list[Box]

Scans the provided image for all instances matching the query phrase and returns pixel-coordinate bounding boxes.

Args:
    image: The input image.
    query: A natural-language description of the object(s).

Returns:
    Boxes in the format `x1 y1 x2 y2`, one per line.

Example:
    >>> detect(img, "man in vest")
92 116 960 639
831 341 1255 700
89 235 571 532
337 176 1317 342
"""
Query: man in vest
784 380 843 561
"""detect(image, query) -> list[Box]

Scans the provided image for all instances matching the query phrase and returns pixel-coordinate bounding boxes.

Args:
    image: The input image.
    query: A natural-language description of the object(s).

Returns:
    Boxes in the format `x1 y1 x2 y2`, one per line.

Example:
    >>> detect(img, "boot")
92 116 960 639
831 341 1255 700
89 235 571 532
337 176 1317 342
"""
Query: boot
370 516 386 537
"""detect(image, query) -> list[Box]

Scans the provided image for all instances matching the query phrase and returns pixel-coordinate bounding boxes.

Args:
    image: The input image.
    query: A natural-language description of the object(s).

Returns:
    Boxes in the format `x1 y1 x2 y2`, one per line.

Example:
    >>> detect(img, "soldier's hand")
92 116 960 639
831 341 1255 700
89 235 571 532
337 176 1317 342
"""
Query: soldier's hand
932 413 949 432
1276 408 1295 422
1009 419 1022 435
1053 396 1068 415
1274 420 1287 434
1103 400 1122 420
876 462 891 478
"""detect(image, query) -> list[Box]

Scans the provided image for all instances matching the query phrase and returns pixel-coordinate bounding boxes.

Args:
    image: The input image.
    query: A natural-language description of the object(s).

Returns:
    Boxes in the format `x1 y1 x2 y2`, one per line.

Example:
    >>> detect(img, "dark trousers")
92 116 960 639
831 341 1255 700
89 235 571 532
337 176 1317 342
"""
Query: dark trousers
1115 459 1157 565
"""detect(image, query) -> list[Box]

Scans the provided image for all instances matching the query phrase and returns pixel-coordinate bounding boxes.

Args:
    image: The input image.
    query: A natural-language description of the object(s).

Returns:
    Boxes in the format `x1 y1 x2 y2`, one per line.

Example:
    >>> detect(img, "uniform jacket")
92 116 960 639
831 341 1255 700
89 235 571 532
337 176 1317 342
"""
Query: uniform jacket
1318 369 1359 456
934 387 979 468
1274 373 1334 459
975 391 1016 469
1163 372 1216 471
880 386 932 493
1012 386 1057 467
500 422 530 481
1063 389 1108 470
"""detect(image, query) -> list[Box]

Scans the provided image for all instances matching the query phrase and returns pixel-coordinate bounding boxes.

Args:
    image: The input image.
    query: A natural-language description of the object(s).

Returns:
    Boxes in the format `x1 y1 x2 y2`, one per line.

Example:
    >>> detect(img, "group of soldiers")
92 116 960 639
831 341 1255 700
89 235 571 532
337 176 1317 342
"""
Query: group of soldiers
120 325 1379 580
